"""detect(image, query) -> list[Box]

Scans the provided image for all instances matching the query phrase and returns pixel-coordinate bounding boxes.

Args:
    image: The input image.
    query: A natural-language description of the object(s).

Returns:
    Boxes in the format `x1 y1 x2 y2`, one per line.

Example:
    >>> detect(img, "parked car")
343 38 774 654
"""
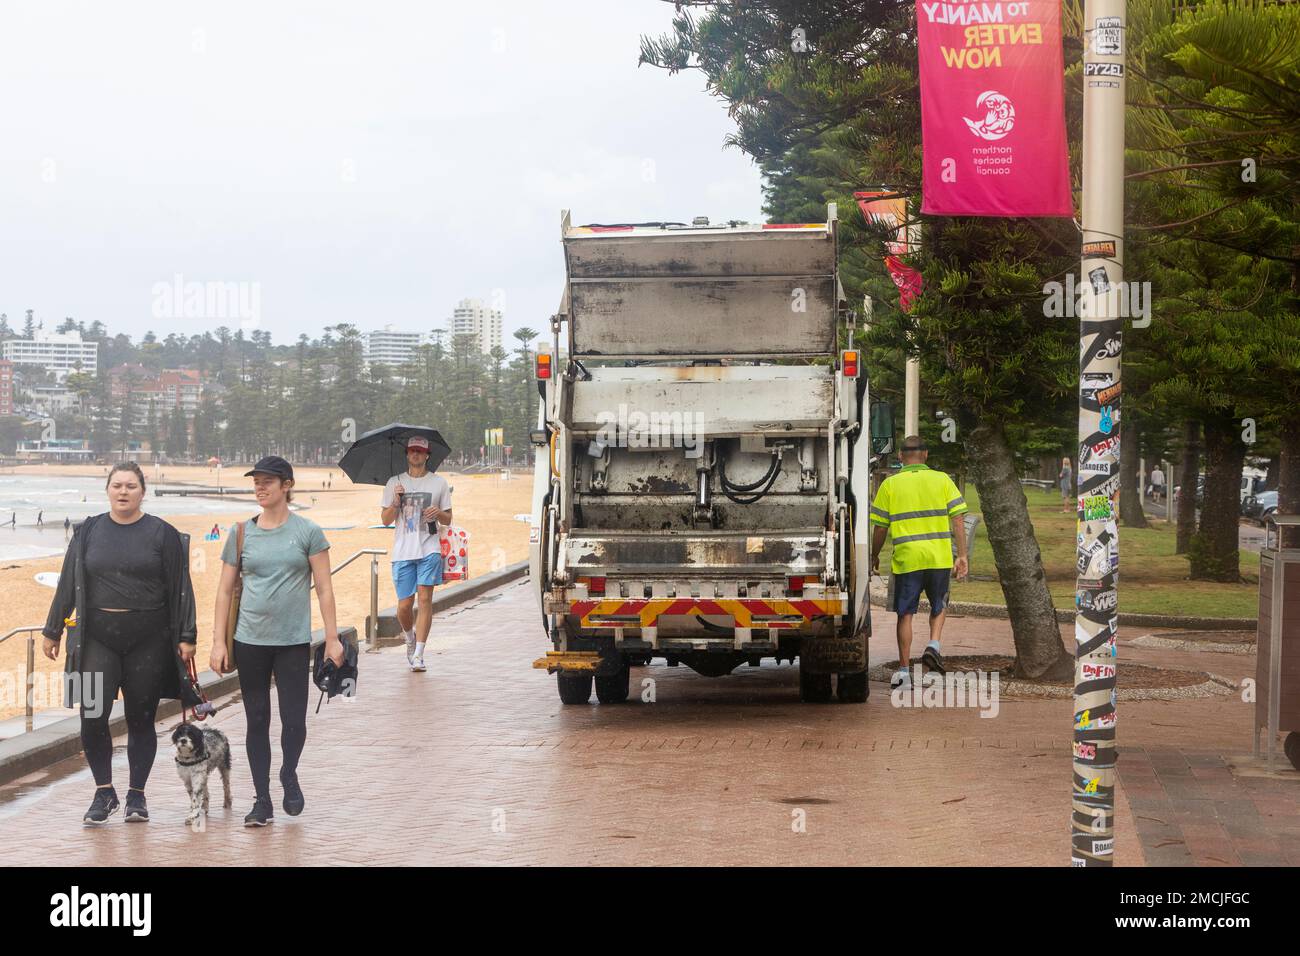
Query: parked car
1243 490 1278 525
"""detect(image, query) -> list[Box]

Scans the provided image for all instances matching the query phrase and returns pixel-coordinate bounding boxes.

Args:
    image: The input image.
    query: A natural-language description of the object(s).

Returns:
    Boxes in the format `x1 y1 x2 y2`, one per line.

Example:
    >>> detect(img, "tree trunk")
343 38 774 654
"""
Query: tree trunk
1175 419 1200 554
964 421 1073 680
1190 415 1243 581
1278 410 1300 550
1118 414 1148 528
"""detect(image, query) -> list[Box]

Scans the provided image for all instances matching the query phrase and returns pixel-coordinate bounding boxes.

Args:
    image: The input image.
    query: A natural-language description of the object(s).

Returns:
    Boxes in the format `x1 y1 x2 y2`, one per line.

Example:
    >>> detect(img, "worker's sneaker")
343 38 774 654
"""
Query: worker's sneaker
83 787 120 826
921 645 945 675
404 629 416 664
890 669 912 692
410 655 427 673
124 789 149 823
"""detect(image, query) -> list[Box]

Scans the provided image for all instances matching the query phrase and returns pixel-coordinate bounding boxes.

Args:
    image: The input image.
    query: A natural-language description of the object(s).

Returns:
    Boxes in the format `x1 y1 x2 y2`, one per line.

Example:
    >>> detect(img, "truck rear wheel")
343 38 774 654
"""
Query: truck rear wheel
595 663 630 704
799 668 833 703
837 671 869 703
557 671 593 705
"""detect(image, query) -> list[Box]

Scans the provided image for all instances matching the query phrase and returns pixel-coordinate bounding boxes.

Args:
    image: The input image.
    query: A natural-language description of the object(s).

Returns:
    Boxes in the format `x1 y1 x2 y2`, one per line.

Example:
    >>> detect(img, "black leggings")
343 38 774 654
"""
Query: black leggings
79 608 172 791
235 641 310 800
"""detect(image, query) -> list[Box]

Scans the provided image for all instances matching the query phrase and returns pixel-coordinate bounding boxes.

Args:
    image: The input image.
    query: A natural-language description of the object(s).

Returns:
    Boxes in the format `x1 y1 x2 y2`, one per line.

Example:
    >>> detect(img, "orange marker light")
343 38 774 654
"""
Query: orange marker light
536 353 552 380
841 350 859 378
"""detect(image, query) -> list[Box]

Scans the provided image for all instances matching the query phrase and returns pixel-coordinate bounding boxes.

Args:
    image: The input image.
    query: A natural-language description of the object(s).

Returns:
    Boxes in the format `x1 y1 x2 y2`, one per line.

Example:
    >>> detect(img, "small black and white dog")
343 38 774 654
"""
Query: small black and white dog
171 723 232 824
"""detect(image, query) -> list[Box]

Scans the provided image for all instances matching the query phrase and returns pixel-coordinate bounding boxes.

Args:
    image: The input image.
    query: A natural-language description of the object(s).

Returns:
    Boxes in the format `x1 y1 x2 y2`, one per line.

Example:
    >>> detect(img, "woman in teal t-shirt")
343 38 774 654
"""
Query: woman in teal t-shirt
212 456 344 827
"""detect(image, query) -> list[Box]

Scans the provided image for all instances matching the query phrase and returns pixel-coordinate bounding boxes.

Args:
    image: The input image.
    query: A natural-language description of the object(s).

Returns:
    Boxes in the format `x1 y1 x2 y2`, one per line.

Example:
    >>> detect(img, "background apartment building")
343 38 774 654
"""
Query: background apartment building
449 298 503 355
362 325 426 370
0 359 12 416
1 329 98 380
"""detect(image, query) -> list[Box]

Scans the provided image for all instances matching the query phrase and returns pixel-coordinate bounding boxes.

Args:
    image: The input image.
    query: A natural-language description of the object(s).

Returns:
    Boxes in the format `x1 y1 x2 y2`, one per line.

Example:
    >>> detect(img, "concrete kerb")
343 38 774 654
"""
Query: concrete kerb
867 578 1256 631
0 560 531 787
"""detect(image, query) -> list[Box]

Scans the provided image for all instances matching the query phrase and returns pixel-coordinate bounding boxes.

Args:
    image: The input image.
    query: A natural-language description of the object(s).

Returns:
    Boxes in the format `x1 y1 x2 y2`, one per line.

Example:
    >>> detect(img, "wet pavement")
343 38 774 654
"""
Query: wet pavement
1 577 1295 866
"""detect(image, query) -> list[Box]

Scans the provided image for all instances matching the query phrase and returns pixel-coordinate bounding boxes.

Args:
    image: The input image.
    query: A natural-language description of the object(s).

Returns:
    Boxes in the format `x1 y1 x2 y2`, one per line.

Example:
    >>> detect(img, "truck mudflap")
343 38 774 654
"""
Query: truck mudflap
797 627 869 675
564 595 844 629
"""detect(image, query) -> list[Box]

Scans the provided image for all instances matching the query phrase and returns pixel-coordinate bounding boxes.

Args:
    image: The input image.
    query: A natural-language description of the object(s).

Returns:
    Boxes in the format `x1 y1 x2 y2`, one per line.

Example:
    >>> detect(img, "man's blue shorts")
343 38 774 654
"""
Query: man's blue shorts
392 553 443 600
891 568 951 616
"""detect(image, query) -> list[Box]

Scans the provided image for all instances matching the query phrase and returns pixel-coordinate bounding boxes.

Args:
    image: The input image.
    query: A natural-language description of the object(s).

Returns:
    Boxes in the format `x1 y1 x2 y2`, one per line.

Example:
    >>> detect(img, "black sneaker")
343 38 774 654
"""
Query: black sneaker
921 645 946 675
243 796 274 827
280 769 304 816
124 790 149 823
83 787 120 826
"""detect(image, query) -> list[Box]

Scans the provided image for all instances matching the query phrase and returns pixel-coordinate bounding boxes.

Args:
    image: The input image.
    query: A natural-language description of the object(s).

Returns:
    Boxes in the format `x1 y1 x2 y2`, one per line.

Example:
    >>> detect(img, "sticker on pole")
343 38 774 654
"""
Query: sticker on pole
1092 16 1122 55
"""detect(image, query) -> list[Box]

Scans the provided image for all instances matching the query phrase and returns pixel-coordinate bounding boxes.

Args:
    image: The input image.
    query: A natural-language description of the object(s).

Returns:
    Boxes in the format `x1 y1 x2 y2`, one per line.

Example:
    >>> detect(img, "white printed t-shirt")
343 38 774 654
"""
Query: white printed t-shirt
381 471 452 563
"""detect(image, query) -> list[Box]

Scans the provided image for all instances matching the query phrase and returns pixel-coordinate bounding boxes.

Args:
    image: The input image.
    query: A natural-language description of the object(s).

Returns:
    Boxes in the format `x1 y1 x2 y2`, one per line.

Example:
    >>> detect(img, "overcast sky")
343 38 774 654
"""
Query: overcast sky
0 1 765 346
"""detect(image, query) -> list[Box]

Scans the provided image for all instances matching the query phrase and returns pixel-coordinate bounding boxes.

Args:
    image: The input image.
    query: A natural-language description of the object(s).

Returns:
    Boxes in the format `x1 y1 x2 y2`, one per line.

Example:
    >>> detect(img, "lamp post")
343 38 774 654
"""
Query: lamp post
1072 0 1127 867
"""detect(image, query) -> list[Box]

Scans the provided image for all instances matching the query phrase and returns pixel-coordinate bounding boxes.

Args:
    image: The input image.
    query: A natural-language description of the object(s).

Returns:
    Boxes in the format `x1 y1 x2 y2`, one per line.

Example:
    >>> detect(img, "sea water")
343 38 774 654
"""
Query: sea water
0 475 251 561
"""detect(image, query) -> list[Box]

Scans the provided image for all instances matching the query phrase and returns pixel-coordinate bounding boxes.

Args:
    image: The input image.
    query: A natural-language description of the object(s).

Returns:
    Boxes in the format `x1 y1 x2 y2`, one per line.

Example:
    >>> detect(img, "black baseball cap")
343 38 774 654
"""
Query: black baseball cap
244 455 294 480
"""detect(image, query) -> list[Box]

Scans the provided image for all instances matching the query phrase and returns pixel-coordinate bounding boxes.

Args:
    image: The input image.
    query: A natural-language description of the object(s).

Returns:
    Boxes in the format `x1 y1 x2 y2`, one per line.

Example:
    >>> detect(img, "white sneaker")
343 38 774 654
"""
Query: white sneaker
890 669 912 692
410 655 426 673
404 630 416 664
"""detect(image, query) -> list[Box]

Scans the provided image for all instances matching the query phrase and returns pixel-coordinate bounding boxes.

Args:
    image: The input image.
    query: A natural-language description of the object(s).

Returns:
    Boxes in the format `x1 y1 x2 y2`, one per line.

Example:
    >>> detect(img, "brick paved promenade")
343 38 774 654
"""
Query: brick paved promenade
1 577 1295 866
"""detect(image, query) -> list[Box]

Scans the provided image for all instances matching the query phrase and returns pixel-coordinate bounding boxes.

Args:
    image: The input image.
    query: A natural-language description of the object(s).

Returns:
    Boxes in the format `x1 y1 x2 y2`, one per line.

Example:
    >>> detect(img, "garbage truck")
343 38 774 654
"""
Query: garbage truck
528 205 895 704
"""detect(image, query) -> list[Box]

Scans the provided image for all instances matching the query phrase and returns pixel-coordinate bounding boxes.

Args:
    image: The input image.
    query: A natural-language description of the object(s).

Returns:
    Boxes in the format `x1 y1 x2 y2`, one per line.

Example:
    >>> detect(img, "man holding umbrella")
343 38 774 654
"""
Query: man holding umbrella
379 436 452 672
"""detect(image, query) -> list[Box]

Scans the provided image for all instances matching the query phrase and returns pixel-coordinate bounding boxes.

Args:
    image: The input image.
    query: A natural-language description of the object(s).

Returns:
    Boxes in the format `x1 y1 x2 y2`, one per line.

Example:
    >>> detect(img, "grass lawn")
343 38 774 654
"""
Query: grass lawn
875 484 1259 619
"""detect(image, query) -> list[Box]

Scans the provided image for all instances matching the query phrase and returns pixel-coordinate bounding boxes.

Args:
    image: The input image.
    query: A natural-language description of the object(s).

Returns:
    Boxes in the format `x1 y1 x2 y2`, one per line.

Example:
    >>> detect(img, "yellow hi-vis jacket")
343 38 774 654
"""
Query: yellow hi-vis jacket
869 464 968 574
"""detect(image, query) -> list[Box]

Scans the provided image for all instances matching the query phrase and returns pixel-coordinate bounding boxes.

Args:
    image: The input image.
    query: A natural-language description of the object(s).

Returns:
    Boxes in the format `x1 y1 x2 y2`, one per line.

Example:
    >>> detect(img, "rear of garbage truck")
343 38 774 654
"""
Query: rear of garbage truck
529 205 895 704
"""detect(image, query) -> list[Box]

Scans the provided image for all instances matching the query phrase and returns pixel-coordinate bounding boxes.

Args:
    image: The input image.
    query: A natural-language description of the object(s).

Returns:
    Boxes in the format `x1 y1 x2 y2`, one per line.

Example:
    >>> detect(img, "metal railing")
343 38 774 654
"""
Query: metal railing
2 547 389 737
311 548 388 649
1 625 44 733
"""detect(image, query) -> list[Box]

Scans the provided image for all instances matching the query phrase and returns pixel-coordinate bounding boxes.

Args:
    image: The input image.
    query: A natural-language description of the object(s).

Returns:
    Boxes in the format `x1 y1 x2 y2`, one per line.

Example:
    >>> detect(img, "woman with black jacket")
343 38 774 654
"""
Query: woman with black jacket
42 462 201 826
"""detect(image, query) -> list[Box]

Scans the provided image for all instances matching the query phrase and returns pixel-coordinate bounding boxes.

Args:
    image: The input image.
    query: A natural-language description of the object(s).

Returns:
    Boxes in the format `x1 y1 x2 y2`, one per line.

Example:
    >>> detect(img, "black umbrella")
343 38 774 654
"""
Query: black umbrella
338 424 451 486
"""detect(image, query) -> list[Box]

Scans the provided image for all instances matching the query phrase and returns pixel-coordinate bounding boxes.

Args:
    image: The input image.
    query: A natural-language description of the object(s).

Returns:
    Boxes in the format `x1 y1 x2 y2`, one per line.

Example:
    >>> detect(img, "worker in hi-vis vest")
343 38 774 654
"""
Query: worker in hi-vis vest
870 435 969 691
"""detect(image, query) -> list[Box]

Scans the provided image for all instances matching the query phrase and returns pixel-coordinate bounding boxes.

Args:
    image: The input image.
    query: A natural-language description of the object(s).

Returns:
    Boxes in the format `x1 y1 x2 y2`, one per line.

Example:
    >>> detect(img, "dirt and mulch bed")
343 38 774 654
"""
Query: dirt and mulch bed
868 654 1237 701
1127 629 1257 656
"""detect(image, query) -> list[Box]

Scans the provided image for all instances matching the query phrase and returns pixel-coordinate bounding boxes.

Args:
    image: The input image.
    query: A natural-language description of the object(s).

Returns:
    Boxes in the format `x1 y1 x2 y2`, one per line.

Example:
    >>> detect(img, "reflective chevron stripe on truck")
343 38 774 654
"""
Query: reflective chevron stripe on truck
567 597 845 629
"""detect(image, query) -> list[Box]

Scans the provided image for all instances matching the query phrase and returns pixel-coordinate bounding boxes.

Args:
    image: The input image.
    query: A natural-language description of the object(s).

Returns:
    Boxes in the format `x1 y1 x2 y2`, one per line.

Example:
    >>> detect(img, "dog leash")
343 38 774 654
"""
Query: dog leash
182 656 216 722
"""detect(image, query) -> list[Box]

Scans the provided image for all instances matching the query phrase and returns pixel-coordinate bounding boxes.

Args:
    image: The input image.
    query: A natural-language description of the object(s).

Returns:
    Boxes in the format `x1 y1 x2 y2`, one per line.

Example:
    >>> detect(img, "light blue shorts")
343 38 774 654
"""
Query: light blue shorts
392 553 443 599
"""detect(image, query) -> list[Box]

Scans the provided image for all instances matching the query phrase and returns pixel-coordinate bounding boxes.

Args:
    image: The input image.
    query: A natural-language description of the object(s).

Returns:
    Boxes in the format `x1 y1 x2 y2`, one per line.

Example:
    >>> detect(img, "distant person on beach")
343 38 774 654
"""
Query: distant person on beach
37 510 43 528
41 462 201 825
380 436 451 673
211 456 343 827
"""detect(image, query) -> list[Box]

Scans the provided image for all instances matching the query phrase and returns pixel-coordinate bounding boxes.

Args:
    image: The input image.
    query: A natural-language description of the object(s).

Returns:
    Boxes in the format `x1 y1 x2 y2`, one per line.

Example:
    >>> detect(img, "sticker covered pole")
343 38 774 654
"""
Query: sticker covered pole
1072 0 1126 867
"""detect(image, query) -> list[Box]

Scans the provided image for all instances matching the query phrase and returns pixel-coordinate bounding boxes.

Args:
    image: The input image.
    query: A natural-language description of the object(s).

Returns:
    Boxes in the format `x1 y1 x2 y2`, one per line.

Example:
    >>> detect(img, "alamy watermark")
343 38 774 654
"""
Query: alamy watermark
890 665 1000 718
1043 272 1150 327
1 669 105 717
151 273 261 329
593 404 705 459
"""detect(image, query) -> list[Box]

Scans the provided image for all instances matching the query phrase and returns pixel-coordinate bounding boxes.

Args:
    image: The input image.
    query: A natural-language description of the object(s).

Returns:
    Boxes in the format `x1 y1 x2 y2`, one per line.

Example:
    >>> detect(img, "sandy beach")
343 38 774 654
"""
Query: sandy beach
0 463 534 722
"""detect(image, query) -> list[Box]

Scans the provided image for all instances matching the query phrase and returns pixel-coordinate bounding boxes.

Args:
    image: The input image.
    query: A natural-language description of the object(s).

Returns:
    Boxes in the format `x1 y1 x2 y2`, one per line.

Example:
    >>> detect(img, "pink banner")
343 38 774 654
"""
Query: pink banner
916 1 1073 217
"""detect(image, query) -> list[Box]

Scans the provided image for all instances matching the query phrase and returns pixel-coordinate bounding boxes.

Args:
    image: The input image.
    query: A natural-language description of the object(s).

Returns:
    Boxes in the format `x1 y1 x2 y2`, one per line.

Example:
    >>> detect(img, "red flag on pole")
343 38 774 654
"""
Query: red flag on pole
885 256 924 312
856 190 924 312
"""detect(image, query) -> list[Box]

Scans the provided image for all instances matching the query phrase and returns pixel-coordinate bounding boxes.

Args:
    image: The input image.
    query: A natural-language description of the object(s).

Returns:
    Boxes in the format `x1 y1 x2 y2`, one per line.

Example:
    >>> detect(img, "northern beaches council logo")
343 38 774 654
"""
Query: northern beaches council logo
963 90 1015 140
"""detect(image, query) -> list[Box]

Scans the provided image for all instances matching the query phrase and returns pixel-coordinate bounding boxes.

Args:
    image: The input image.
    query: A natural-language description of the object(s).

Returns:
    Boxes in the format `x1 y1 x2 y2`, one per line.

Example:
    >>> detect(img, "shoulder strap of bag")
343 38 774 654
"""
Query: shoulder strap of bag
235 513 261 576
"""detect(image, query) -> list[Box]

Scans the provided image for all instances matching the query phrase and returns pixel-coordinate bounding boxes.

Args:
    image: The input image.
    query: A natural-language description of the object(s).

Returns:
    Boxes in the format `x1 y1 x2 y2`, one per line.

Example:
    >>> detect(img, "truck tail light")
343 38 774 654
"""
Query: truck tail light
579 576 606 596
536 352 552 380
787 575 806 595
841 350 859 378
